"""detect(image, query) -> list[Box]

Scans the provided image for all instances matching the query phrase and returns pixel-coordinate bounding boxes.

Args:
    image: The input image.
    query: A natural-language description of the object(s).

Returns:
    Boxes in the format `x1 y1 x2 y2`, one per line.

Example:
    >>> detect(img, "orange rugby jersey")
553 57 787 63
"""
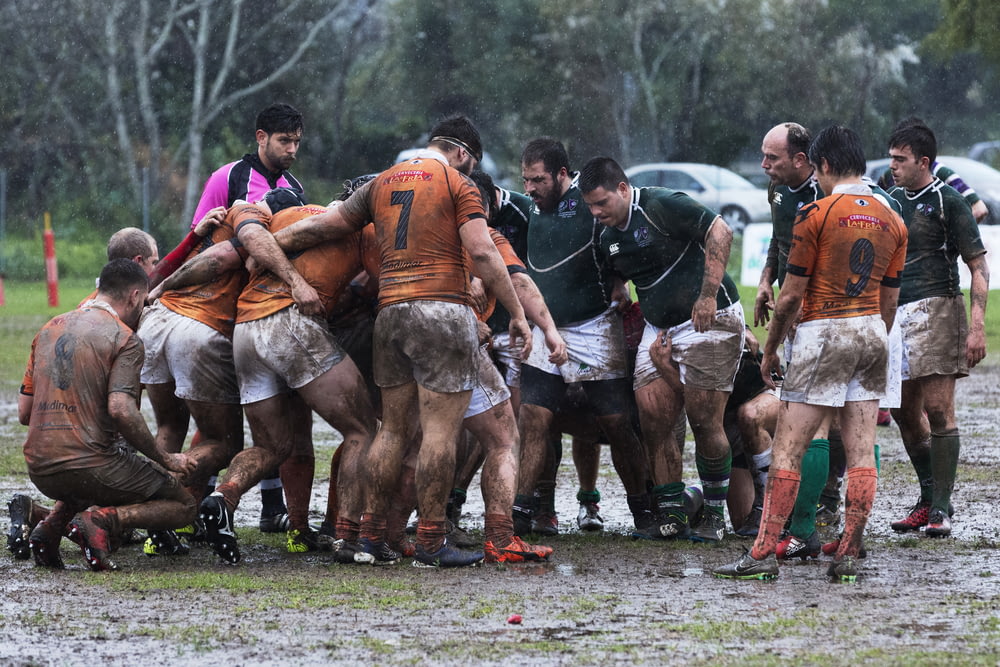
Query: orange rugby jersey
157 206 250 337
786 192 907 323
337 155 487 309
236 205 363 323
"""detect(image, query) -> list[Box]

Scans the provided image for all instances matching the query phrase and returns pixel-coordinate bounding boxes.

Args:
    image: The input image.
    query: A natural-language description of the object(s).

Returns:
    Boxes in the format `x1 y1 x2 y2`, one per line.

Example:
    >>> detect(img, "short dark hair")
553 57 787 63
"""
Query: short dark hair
256 103 303 136
338 174 377 201
428 114 483 163
521 138 569 179
578 157 629 194
889 123 937 163
264 187 305 214
107 227 155 262
469 170 498 218
785 123 812 158
808 126 866 177
98 258 148 300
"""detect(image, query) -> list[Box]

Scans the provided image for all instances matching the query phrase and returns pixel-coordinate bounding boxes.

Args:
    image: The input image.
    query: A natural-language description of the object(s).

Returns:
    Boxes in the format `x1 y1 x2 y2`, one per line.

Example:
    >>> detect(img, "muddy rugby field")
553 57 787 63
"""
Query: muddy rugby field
0 363 998 666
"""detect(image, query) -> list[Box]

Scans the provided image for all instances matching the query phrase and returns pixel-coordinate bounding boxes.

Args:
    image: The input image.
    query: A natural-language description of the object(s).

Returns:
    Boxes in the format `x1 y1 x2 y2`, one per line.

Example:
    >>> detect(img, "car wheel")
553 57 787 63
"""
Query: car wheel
720 206 749 234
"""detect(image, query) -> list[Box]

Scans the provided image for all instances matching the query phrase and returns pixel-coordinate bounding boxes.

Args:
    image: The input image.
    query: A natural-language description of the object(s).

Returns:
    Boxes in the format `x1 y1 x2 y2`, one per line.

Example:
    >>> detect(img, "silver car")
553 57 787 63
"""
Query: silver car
624 162 771 233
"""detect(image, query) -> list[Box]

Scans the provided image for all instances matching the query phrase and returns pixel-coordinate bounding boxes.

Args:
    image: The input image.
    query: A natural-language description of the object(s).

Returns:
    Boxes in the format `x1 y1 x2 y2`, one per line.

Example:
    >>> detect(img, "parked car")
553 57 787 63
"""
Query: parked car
624 162 770 233
865 155 1000 224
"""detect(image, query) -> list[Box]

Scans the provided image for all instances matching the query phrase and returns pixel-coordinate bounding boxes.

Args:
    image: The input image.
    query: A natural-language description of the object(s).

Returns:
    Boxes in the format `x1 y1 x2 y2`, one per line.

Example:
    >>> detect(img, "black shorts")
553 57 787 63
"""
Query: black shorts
521 364 633 417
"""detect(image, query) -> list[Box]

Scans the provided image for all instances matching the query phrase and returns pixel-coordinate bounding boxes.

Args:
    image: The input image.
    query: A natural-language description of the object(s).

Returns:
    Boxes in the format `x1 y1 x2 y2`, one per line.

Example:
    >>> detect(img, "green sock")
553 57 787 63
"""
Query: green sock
874 444 881 475
930 433 960 513
695 451 731 518
576 488 601 504
788 438 829 538
906 436 934 502
652 482 685 515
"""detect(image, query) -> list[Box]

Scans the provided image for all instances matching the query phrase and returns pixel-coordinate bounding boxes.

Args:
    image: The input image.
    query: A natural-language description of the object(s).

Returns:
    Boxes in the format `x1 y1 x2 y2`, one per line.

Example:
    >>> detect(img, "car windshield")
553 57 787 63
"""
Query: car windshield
689 166 757 190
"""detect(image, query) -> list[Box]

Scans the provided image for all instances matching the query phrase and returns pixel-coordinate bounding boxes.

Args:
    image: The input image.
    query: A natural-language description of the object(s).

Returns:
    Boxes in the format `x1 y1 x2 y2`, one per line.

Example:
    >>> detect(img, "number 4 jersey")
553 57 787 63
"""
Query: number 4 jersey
786 184 908 323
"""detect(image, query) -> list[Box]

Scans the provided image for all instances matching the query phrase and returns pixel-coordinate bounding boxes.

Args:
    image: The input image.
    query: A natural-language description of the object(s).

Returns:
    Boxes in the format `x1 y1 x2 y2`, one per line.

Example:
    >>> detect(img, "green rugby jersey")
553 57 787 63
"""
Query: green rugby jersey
598 187 740 329
526 179 615 326
488 187 533 334
766 176 823 285
889 179 985 305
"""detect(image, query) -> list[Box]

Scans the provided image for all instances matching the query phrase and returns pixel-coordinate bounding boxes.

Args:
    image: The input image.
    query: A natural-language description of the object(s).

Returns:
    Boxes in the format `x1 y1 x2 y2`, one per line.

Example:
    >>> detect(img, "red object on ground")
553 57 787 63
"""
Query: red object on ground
0 274 5 306
507 614 523 625
44 213 58 307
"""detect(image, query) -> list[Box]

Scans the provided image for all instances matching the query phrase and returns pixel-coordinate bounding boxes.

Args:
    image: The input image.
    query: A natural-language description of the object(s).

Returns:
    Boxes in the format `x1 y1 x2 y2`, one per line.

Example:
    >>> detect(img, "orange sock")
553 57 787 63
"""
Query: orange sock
751 468 800 560
280 454 315 531
838 467 878 559
484 513 512 546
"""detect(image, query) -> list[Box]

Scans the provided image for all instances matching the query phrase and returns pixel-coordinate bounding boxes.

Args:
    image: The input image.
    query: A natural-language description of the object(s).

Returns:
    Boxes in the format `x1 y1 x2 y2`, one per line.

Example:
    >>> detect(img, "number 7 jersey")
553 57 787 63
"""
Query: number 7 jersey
337 151 487 309
785 186 908 323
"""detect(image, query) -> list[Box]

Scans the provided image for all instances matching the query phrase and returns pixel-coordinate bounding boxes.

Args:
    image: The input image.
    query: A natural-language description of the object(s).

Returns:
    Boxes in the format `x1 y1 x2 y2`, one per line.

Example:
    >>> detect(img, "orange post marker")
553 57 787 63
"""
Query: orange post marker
0 274 5 306
44 212 58 307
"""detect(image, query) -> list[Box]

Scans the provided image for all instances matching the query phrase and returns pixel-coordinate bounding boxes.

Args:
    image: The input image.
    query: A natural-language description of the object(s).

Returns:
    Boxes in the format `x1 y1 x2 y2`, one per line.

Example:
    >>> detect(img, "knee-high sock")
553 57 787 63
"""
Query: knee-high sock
788 439 829 538
930 432 960 513
696 451 731 519
750 468 800 560
837 467 878 559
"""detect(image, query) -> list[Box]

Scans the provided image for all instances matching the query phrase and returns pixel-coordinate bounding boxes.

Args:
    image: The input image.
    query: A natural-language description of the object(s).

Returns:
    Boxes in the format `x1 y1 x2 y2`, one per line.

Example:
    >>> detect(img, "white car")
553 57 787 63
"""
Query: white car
624 162 770 233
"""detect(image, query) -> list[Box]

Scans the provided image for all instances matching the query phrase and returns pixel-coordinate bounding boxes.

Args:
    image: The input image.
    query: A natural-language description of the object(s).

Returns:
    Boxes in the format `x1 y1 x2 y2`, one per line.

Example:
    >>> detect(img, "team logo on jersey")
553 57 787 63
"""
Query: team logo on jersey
853 199 870 207
772 192 782 206
557 198 578 217
838 214 886 231
608 242 620 255
385 170 433 184
916 203 935 216
634 225 651 247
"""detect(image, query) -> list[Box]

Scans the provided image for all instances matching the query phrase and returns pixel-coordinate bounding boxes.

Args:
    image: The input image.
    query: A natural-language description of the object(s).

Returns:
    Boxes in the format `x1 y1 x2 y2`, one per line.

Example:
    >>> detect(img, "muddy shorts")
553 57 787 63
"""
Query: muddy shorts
897 295 969 381
881 322 902 409
780 314 888 407
139 302 240 404
490 331 523 388
373 300 479 393
523 307 628 383
633 302 744 392
465 345 512 419
30 446 177 508
234 306 346 404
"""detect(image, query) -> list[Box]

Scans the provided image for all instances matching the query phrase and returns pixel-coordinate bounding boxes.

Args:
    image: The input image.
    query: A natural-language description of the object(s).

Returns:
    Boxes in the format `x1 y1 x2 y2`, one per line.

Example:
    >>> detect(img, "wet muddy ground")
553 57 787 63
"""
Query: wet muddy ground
1 367 999 665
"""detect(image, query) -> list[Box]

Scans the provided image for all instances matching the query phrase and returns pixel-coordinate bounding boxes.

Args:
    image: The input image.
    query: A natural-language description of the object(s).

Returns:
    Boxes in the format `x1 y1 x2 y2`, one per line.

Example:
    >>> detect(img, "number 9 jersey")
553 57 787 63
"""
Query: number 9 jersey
786 186 908 323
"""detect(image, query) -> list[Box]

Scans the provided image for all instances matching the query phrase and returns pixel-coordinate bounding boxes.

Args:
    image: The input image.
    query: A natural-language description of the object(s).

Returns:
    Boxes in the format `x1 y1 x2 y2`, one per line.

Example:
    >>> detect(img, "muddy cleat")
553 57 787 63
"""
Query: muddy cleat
175 519 206 543
690 510 725 543
7 494 33 560
776 531 821 560
286 527 320 553
358 537 402 565
531 509 559 536
512 507 532 537
258 512 290 534
576 502 604 532
713 550 779 580
29 520 65 569
734 506 762 538
484 536 553 563
329 539 376 564
820 534 868 559
69 510 118 572
658 510 690 539
827 555 858 582
630 510 665 541
814 504 841 529
876 408 892 426
200 494 240 564
925 509 952 538
143 530 190 557
446 520 479 549
890 500 930 533
413 539 484 568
